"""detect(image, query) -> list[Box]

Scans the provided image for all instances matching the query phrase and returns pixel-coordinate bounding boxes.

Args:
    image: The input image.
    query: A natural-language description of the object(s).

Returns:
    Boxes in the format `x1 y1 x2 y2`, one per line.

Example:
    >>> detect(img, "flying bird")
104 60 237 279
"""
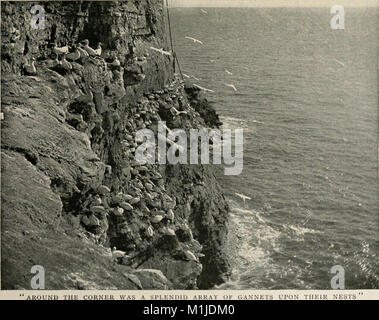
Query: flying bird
200 9 208 14
193 83 215 93
235 193 251 205
225 69 233 75
149 46 172 56
185 36 203 45
225 83 237 91
171 107 188 117
334 58 345 67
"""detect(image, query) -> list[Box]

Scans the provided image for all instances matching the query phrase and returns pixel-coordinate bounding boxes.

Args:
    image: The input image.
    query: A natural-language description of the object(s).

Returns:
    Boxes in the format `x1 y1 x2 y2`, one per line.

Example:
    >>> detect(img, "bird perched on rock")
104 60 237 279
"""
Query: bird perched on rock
66 46 81 61
93 42 102 56
53 43 69 56
111 247 126 259
77 44 90 58
23 57 37 75
108 56 121 68
81 39 101 57
61 53 72 71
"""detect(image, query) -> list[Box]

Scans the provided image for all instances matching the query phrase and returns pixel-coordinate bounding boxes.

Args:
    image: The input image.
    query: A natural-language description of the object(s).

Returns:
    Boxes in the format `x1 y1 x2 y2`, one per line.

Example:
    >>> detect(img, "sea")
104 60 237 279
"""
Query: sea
170 7 378 289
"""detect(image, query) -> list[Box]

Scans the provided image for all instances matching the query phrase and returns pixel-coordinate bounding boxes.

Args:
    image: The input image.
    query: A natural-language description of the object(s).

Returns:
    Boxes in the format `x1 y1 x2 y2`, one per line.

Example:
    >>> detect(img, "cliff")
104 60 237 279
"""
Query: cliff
1 0 230 289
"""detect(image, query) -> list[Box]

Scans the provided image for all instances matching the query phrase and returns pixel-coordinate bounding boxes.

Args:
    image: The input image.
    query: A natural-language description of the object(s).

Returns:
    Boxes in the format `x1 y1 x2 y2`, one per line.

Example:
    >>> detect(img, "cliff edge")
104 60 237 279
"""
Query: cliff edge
1 0 230 289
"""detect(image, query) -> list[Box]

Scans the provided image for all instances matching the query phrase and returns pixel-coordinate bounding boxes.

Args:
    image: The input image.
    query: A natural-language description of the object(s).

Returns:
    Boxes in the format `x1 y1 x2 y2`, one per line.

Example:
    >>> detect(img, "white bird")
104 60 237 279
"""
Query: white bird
66 47 81 61
235 193 251 205
225 69 233 75
81 39 100 56
200 9 208 14
111 247 126 259
171 107 188 117
53 44 69 55
183 73 191 79
94 42 102 56
334 58 345 67
61 54 72 71
193 83 215 93
108 57 121 67
185 36 203 45
149 46 172 56
23 57 37 75
77 44 90 57
225 83 237 91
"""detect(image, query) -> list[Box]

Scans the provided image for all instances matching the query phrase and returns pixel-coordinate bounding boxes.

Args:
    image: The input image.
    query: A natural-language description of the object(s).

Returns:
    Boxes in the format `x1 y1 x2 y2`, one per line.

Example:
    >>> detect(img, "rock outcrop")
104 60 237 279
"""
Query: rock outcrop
1 0 229 290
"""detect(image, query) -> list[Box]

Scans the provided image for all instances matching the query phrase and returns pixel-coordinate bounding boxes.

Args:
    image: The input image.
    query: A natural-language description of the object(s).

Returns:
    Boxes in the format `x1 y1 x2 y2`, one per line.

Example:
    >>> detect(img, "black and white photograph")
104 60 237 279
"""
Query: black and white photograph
0 0 378 296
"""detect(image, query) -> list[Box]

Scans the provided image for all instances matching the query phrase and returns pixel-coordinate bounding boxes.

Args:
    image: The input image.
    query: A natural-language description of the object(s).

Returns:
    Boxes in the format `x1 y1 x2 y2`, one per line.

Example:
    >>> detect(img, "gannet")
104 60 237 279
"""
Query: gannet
23 57 37 75
149 46 172 56
111 247 126 259
225 83 237 91
183 73 191 79
334 58 345 67
94 42 102 56
235 193 251 204
193 83 215 93
200 9 208 14
53 44 69 55
61 54 72 71
185 36 203 45
225 69 233 75
66 46 81 61
171 106 188 117
81 39 100 56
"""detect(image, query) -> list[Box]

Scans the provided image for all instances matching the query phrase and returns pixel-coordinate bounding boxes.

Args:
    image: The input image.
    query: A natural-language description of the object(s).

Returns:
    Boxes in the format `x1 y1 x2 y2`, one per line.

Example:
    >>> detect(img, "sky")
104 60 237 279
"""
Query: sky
169 0 378 7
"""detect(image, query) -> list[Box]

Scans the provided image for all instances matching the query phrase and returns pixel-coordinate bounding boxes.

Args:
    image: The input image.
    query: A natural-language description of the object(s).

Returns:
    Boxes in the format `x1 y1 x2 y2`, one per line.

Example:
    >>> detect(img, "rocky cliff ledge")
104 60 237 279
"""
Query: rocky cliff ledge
1 0 230 289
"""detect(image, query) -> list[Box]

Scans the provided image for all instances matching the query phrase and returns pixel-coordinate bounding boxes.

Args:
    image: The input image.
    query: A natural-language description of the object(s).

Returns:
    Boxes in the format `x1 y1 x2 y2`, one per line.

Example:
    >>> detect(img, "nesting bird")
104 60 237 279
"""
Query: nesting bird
150 215 164 224
81 39 101 56
23 57 37 75
53 43 69 56
66 46 81 61
167 209 175 221
98 185 111 194
184 250 198 262
112 247 126 259
61 53 72 71
77 44 90 58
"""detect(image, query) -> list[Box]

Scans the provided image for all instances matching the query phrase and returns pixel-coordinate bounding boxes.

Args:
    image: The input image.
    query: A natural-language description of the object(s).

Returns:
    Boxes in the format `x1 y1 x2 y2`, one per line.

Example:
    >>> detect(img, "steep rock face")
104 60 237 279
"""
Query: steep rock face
1 0 229 290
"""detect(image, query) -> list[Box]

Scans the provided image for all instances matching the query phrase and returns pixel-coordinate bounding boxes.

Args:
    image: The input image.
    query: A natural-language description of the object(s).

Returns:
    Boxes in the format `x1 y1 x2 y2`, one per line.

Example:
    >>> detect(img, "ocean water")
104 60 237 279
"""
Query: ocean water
170 7 378 289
